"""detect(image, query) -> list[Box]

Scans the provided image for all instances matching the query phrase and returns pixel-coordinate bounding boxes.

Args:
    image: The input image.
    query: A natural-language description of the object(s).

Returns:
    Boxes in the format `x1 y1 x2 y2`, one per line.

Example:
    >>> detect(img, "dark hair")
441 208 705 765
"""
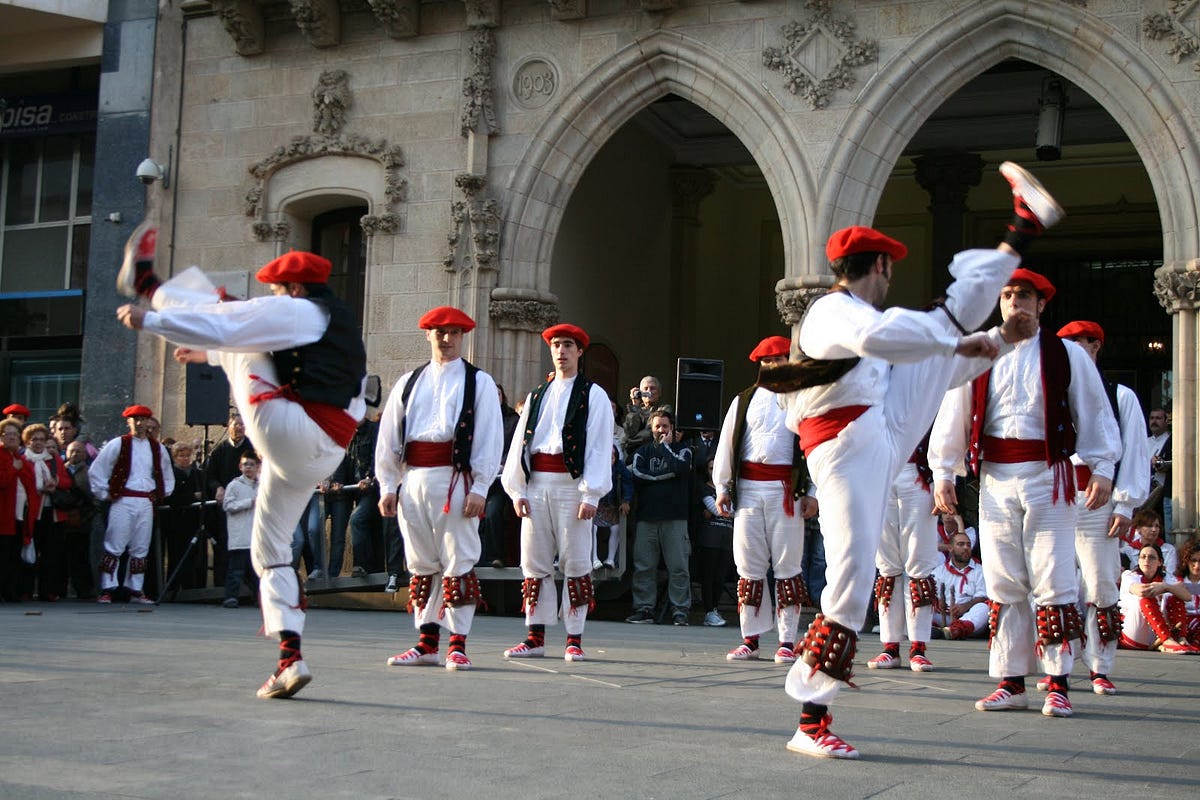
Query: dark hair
240 451 261 463
1176 537 1200 580
1136 542 1166 581
648 409 675 428
829 251 885 281
1132 508 1163 537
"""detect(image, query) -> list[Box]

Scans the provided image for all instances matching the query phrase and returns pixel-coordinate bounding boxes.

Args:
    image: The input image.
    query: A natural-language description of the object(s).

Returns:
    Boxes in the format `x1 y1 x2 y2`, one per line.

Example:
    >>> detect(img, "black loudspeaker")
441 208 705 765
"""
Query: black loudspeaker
675 358 724 431
185 363 231 426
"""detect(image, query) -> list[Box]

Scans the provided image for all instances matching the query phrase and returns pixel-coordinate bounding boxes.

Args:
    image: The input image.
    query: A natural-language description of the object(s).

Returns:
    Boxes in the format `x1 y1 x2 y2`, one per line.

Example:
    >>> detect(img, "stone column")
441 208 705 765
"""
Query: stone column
1153 260 1200 538
488 289 560 400
913 152 984 287
667 167 715 356
774 278 835 356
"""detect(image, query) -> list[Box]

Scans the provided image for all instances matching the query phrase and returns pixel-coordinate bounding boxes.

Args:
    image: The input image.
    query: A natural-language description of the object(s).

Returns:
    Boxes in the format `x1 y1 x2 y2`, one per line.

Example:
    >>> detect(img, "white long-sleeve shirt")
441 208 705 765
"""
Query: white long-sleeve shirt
222 475 258 550
711 387 794 497
928 333 1121 483
501 377 614 508
89 436 175 502
1069 383 1148 519
374 358 503 498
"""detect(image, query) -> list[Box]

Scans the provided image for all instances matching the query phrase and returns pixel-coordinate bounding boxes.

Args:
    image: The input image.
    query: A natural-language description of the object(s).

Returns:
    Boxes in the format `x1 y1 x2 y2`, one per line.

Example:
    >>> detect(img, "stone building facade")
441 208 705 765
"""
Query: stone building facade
124 0 1200 532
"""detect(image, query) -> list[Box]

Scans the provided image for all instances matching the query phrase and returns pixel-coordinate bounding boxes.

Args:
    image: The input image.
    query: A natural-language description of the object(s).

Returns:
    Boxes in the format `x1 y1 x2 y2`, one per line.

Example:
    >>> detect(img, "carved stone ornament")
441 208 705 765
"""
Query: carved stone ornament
252 220 292 243
1144 2 1200 71
361 213 401 236
763 0 879 110
312 70 352 137
367 0 419 39
461 28 499 137
463 0 501 28
776 285 831 326
1153 261 1200 312
489 290 561 332
548 0 586 22
445 173 501 272
669 167 716 221
209 0 265 56
289 0 341 48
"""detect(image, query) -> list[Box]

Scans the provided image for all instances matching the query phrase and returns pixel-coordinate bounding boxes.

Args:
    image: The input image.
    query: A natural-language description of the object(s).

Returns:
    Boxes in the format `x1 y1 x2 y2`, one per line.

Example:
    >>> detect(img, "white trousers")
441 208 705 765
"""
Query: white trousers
979 460 1079 678
877 464 940 644
101 496 154 592
397 465 481 635
155 273 346 637
1074 494 1121 675
519 472 591 635
733 477 805 642
787 248 1018 707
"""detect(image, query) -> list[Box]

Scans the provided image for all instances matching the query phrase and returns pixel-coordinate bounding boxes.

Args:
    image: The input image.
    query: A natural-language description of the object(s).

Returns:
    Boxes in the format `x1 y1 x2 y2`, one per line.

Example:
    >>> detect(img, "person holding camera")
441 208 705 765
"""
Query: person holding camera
620 376 672 457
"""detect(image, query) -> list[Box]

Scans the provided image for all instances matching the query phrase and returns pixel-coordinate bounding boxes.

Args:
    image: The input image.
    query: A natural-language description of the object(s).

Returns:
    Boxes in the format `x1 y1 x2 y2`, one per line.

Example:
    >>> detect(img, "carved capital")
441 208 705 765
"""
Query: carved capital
913 152 985 210
775 275 836 326
368 0 419 38
209 0 265 56
361 213 401 236
461 28 499 137
490 289 560 331
1154 260 1200 313
669 167 716 221
289 0 341 48
252 221 292 242
464 0 500 28
549 0 586 21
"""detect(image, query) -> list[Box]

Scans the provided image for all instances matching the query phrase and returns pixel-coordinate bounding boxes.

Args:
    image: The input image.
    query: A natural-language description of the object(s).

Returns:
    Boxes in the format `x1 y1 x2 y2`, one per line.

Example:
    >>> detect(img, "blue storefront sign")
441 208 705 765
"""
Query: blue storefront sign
0 93 97 140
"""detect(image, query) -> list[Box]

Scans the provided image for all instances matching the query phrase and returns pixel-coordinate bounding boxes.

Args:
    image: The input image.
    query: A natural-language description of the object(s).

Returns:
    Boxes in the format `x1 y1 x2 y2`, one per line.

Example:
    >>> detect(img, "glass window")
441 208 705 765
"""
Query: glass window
69 222 89 290
1 226 68 291
39 136 74 222
312 206 367 329
8 355 81 424
5 139 38 225
75 133 94 217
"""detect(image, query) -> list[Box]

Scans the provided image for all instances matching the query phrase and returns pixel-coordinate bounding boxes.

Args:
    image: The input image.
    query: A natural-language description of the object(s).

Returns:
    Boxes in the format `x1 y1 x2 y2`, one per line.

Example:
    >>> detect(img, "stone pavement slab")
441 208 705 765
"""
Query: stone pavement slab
1 603 1196 799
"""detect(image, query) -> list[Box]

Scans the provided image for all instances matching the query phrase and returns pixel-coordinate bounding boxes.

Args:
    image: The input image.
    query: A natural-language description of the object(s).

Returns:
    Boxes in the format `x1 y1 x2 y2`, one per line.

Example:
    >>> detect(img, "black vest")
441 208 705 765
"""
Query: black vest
522 374 592 479
270 292 366 408
400 359 479 474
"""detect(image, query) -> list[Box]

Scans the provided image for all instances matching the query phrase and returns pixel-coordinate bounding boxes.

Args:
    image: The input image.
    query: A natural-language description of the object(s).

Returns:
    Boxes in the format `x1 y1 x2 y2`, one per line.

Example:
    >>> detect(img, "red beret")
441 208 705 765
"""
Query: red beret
826 226 908 263
122 405 154 419
418 306 476 332
2 403 30 416
542 323 590 350
255 251 332 285
748 336 791 362
1007 268 1056 303
1057 320 1104 345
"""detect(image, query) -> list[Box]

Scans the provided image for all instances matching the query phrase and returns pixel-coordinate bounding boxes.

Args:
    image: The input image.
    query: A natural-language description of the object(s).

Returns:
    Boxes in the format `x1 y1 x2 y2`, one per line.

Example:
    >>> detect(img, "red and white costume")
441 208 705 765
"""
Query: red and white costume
502 376 613 636
929 333 1120 680
876 458 942 648
782 246 1019 707
141 267 365 636
712 385 806 650
931 556 989 636
90 430 174 595
376 358 503 637
1117 569 1192 649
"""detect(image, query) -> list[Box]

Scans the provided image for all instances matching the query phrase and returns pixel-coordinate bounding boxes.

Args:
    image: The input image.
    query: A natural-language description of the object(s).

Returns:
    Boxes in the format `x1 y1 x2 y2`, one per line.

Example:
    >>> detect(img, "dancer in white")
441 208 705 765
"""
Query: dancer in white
714 335 815 665
116 227 366 699
502 324 613 662
931 271 1121 719
376 306 503 672
759 162 1058 759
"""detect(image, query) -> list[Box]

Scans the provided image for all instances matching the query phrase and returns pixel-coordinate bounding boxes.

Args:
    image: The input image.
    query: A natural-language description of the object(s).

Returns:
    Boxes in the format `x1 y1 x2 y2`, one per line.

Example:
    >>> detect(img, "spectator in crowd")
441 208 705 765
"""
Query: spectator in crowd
1175 538 1200 646
626 409 693 626
933 531 989 639
291 489 324 580
3 404 30 425
321 465 354 578
207 412 253 586
60 440 96 598
937 512 977 553
1117 543 1198 654
1146 407 1171 532
696 458 733 626
164 441 208 591
51 403 98 461
0 416 39 601
89 405 175 604
592 445 632 571
344 416 384 578
621 375 672 457
222 452 261 608
801 513 826 611
1122 509 1176 577
480 385 521 568
22 423 69 601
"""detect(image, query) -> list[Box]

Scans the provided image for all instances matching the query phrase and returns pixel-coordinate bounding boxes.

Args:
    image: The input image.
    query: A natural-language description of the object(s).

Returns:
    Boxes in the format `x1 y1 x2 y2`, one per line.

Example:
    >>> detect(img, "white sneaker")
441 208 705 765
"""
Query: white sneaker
726 643 759 661
384 575 399 593
564 645 586 662
999 161 1064 230
602 560 615 569
117 220 158 298
785 723 859 760
592 559 604 571
909 653 934 672
774 646 797 664
307 569 324 580
256 659 312 699
445 651 472 671
1042 691 1073 717
387 647 439 666
867 651 899 669
975 686 1029 711
503 642 545 659
1092 677 1117 695
702 610 726 627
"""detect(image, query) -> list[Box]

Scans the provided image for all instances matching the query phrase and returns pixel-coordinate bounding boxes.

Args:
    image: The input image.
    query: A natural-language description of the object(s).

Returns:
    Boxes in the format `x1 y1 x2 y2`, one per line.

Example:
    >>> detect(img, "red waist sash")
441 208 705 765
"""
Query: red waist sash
531 453 569 473
118 489 157 500
1075 464 1092 487
980 436 1045 464
798 405 869 458
248 375 357 448
739 461 795 517
404 441 453 468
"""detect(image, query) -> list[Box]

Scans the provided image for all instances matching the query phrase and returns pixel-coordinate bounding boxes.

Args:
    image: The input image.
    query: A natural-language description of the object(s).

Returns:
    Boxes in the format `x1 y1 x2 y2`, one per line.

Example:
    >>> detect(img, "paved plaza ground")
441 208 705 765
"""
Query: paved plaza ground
1 601 1195 799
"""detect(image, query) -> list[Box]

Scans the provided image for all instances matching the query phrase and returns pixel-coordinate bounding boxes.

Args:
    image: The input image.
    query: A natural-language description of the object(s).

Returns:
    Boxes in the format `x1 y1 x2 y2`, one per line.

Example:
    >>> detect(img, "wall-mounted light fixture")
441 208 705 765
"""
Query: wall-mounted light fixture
1036 76 1067 161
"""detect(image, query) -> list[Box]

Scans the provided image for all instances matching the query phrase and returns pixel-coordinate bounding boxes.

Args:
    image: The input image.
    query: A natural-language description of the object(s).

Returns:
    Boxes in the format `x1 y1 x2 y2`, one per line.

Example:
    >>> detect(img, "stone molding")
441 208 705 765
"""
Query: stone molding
489 288 560 331
549 0 586 21
763 0 878 110
361 213 401 236
462 28 499 137
208 0 264 56
1154 260 1200 312
775 283 833 326
1144 3 1200 71
445 173 501 272
289 0 341 48
251 220 292 242
367 0 419 39
312 70 352 137
464 0 500 29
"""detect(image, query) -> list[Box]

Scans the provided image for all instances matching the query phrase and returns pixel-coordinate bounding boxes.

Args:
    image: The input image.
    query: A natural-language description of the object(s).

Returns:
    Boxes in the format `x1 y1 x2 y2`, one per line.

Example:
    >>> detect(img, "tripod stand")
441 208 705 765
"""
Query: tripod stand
160 423 220 602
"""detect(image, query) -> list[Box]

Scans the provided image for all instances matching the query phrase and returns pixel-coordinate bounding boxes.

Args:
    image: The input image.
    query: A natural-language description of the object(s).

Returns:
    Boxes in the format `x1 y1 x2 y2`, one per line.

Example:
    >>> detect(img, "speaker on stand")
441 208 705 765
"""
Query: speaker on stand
675 357 724 432
185 363 231 426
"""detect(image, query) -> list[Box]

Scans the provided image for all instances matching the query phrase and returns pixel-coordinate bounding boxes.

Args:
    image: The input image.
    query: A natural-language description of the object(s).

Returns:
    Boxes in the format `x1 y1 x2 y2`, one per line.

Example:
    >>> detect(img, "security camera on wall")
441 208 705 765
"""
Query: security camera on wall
136 157 164 185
